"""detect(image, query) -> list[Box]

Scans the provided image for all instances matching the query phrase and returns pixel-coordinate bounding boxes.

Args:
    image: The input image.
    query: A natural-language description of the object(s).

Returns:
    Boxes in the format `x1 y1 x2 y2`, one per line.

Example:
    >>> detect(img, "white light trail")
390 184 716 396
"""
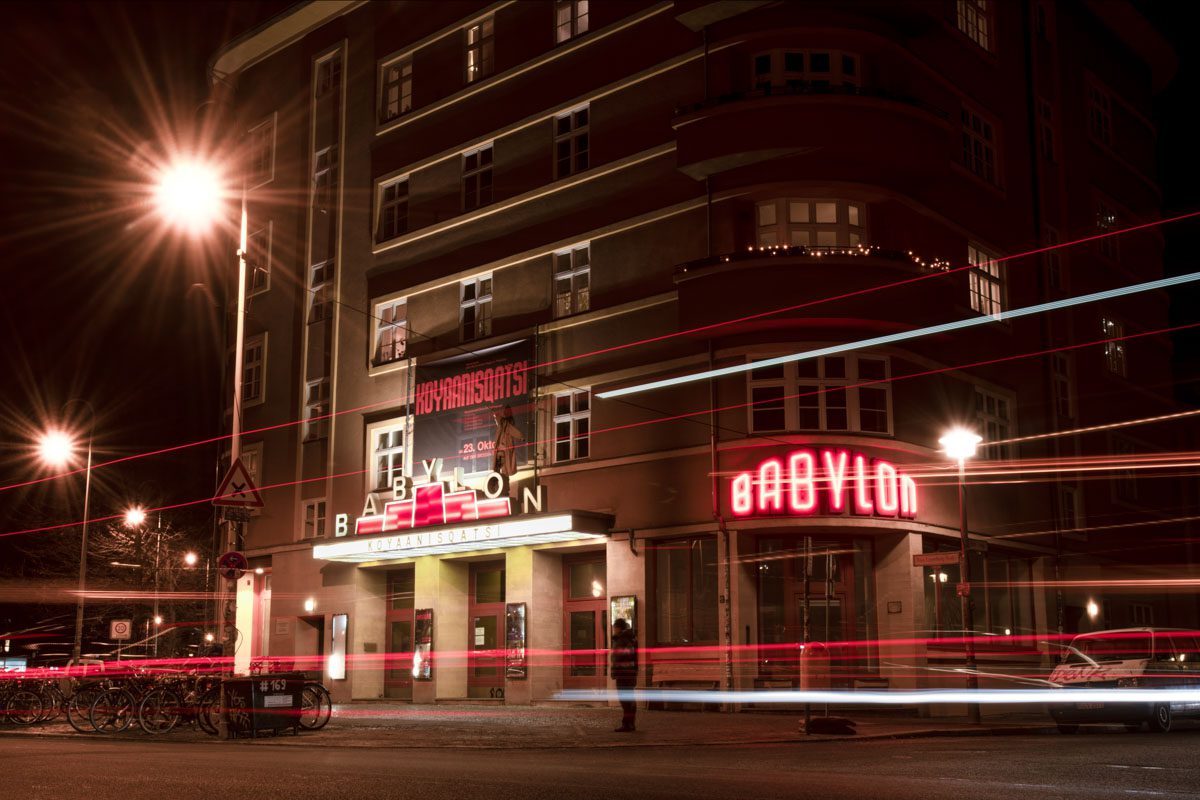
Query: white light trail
596 271 1200 399
556 688 1200 705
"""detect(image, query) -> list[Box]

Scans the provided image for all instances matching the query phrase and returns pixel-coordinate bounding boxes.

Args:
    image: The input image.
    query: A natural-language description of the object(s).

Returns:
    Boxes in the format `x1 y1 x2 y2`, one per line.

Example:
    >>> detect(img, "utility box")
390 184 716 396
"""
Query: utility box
222 673 304 738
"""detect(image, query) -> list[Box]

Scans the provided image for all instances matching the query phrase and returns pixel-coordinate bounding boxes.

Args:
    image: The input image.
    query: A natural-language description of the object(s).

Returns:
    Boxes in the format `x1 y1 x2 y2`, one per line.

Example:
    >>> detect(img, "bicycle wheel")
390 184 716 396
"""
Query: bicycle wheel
66 686 104 733
90 688 136 734
196 688 221 736
138 687 181 735
6 690 43 726
299 683 332 730
37 684 65 723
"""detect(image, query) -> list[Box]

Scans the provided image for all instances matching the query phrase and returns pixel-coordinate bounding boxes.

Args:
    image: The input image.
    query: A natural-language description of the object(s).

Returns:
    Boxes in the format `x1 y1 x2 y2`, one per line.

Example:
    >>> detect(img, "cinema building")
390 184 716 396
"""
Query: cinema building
210 0 1195 706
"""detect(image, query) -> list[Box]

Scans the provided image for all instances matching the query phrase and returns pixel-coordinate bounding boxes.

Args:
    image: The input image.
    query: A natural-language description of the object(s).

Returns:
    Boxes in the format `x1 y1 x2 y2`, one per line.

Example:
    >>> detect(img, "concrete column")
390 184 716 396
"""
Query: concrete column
504 547 564 704
731 531 759 691
872 532 926 692
605 534 645 703
411 555 468 702
351 568 387 700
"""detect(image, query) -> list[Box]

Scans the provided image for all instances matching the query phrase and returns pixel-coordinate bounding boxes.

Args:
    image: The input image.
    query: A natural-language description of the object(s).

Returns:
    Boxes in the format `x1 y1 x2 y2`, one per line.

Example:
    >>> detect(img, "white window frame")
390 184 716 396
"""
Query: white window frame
751 49 860 92
313 145 339 216
460 274 493 341
369 418 408 492
376 176 409 243
554 104 590 179
1087 81 1112 147
247 115 276 188
555 0 589 44
957 0 993 52
553 389 591 462
242 333 266 408
315 53 342 98
961 105 999 185
973 385 1014 460
379 54 413 123
1101 316 1127 377
553 243 590 318
246 222 272 296
967 242 1004 318
302 498 328 540
462 143 494 211
465 16 494 84
1052 352 1074 421
755 198 866 248
373 297 407 366
746 355 892 435
308 260 334 324
304 379 331 441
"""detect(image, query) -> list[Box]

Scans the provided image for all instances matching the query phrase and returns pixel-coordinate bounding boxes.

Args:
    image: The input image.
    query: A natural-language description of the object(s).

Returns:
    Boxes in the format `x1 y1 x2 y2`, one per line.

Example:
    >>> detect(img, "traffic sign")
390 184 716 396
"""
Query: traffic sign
913 552 961 567
110 619 133 641
218 550 249 581
213 458 264 508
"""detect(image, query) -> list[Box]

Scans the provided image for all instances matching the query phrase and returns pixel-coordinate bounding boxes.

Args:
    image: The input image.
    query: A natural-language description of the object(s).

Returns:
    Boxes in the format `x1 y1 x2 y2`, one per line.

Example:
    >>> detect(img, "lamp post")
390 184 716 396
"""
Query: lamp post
37 410 95 667
123 507 154 658
939 427 983 725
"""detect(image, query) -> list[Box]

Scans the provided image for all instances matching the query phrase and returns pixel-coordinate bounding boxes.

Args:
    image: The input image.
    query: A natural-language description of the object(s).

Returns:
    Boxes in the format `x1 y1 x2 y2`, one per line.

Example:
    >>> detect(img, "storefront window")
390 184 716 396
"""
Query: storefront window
568 561 606 599
923 548 1036 641
654 536 718 645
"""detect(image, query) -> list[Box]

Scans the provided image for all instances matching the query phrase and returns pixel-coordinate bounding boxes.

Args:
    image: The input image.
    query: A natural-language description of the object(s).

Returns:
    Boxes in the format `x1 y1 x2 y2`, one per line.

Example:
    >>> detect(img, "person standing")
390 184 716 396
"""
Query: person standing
491 404 525 496
610 618 638 732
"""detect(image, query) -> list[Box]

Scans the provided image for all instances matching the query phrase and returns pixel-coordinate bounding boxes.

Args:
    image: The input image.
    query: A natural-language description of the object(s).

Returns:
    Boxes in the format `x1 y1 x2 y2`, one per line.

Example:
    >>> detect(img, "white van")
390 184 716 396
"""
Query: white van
1048 627 1200 733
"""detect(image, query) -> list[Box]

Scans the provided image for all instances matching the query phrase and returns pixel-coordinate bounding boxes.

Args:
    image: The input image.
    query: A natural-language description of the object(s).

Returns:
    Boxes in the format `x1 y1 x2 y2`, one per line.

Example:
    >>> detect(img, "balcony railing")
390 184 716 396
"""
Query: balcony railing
674 83 948 121
675 243 953 279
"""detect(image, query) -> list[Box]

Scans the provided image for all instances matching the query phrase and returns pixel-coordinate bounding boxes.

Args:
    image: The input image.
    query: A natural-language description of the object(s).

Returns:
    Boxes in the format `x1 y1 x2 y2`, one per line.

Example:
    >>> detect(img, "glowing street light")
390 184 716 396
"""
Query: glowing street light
124 507 147 528
184 552 199 567
37 430 75 467
154 615 164 626
939 426 983 724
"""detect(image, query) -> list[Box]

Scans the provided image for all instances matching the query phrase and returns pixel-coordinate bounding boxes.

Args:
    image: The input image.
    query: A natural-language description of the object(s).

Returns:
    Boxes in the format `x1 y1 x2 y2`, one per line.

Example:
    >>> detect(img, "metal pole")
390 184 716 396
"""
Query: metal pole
70 437 93 664
958 460 981 724
153 526 161 659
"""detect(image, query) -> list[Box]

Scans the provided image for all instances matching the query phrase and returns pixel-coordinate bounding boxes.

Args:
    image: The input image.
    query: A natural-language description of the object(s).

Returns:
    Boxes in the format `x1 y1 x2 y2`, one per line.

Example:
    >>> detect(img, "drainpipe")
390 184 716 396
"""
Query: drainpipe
709 342 735 700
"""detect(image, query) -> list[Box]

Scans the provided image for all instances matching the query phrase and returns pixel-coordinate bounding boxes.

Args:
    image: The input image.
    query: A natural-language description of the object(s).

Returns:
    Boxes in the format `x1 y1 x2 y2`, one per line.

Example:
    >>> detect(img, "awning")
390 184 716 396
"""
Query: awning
311 511 610 563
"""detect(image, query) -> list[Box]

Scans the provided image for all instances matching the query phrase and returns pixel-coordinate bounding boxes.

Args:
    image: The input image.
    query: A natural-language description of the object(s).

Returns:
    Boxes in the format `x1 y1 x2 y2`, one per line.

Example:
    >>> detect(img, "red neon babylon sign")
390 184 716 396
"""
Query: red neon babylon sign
731 448 918 520
356 481 511 536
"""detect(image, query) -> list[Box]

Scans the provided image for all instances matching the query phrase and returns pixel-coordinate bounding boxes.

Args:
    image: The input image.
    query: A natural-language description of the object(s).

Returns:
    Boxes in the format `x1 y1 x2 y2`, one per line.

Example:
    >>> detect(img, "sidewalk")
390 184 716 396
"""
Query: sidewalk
0 703 1056 748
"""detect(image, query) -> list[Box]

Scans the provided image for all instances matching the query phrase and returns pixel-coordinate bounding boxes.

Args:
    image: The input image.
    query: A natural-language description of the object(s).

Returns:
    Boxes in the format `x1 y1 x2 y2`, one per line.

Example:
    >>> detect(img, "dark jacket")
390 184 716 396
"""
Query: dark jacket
611 629 638 681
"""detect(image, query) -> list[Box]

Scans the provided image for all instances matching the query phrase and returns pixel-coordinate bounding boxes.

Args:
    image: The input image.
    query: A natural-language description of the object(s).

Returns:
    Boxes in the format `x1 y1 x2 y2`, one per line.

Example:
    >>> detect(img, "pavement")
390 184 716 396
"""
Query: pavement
0 701 1056 748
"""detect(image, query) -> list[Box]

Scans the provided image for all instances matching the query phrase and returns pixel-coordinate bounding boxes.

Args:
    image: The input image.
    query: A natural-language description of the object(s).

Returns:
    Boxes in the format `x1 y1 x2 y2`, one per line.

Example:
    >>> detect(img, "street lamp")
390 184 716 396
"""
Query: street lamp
939 427 983 724
37 419 94 667
184 551 199 567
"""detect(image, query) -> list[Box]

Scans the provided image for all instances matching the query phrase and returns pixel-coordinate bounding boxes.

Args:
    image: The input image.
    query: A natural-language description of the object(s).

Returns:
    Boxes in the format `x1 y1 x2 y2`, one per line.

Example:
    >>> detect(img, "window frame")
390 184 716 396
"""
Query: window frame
554 0 589 44
242 333 267 409
956 0 994 53
1051 352 1074 421
372 297 408 367
369 417 409 493
246 222 272 296
304 378 331 441
552 389 591 463
751 49 861 92
652 535 720 647
960 104 1001 186
553 243 591 318
464 16 495 85
460 274 493 341
462 143 494 211
967 241 1005 318
246 114 276 188
746 355 893 436
1101 316 1127 377
1087 80 1113 148
554 104 590 179
755 198 867 248
315 53 342 99
376 175 410 243
302 498 328 540
973 385 1015 461
379 54 413 124
308 260 334 324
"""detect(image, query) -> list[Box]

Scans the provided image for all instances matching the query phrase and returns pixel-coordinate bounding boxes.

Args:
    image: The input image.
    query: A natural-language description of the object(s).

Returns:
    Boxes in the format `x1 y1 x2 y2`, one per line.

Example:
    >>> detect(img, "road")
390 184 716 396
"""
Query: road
3 731 1199 799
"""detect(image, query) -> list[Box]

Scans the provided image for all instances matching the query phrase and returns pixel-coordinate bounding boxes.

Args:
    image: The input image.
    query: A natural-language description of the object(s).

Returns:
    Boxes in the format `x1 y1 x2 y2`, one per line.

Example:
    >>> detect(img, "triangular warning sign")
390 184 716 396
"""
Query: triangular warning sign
213 457 265 508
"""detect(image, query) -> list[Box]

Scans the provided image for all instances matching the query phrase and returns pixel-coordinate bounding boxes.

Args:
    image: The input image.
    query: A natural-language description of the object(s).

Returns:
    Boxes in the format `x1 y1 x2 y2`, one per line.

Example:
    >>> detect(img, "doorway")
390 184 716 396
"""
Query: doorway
297 615 325 677
563 556 607 689
468 561 506 699
385 569 414 699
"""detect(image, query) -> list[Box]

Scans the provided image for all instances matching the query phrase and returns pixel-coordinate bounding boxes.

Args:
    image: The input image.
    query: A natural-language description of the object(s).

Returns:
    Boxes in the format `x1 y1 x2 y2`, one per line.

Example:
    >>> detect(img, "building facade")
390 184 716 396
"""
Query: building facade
210 0 1194 707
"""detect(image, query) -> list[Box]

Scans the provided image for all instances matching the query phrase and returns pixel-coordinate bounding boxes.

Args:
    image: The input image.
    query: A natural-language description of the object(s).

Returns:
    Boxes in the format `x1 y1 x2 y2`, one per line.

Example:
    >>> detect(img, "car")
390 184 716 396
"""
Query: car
1048 627 1200 733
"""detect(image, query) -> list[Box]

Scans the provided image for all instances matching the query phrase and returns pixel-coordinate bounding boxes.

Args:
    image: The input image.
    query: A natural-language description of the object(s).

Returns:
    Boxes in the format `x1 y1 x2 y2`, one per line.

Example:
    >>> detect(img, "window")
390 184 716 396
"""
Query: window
1101 317 1126 377
240 443 263 489
460 274 493 341
967 242 1004 318
380 56 413 123
377 177 409 242
247 117 274 186
243 335 265 406
1095 199 1119 261
309 261 334 323
755 198 866 248
1057 484 1080 534
555 0 588 43
316 54 342 98
747 355 891 434
302 499 327 539
1111 435 1138 504
1043 226 1063 291
246 224 271 294
1087 83 1112 146
957 0 993 52
465 17 494 84
1052 352 1074 420
304 379 330 440
462 144 493 211
371 420 407 491
1037 98 1055 162
553 389 590 462
974 386 1013 460
553 244 590 317
373 298 407 365
554 105 589 178
654 536 718 645
314 146 339 216
752 50 860 92
961 106 999 185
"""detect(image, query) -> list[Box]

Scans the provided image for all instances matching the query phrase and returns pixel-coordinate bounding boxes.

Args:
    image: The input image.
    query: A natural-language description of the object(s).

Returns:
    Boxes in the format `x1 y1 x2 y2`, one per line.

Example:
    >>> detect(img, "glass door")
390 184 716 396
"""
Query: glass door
468 562 505 698
563 557 607 689
385 570 414 699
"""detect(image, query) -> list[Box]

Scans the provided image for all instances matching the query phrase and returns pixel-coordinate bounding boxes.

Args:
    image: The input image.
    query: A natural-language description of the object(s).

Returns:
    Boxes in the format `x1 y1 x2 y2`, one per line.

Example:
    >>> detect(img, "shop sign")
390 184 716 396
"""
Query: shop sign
731 448 918 520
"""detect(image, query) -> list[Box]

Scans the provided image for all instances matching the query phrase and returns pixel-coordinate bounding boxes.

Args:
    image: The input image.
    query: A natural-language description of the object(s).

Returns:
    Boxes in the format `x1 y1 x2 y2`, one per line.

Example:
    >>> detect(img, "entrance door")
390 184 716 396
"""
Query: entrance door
468 562 505 699
385 570 414 699
563 557 607 689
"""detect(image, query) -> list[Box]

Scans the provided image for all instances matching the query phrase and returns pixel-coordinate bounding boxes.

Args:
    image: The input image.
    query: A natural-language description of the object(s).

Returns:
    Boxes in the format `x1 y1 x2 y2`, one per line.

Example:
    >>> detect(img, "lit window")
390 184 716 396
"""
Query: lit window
373 299 407 365
967 242 1004 318
465 17 494 84
304 379 330 440
1038 98 1055 162
1095 200 1119 261
1052 352 1073 420
1101 317 1126 377
316 54 342 98
308 261 334 323
461 274 493 341
957 0 993 52
553 389 590 462
973 386 1013 460
380 56 413 123
747 356 891 434
752 50 860 92
554 105 589 178
755 198 866 248
303 499 327 539
246 224 271 294
961 106 999 185
463 144 493 211
553 244 590 318
247 116 274 186
377 177 409 242
555 0 588 43
372 421 407 491
243 335 265 406
1087 83 1112 146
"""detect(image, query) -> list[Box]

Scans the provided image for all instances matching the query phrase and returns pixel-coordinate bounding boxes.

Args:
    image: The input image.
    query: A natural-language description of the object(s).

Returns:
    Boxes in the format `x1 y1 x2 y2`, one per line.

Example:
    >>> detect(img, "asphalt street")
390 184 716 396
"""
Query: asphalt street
3 731 1199 799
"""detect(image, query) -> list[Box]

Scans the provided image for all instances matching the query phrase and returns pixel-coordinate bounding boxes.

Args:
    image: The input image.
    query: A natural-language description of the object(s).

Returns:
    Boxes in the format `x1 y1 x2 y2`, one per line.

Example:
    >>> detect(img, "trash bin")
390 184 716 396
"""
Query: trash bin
799 642 831 690
222 672 304 738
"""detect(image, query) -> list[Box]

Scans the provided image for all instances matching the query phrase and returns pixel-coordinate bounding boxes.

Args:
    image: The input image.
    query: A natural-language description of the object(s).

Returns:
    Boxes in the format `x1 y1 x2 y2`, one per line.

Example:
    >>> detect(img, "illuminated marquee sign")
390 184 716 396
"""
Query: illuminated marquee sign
731 448 918 520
